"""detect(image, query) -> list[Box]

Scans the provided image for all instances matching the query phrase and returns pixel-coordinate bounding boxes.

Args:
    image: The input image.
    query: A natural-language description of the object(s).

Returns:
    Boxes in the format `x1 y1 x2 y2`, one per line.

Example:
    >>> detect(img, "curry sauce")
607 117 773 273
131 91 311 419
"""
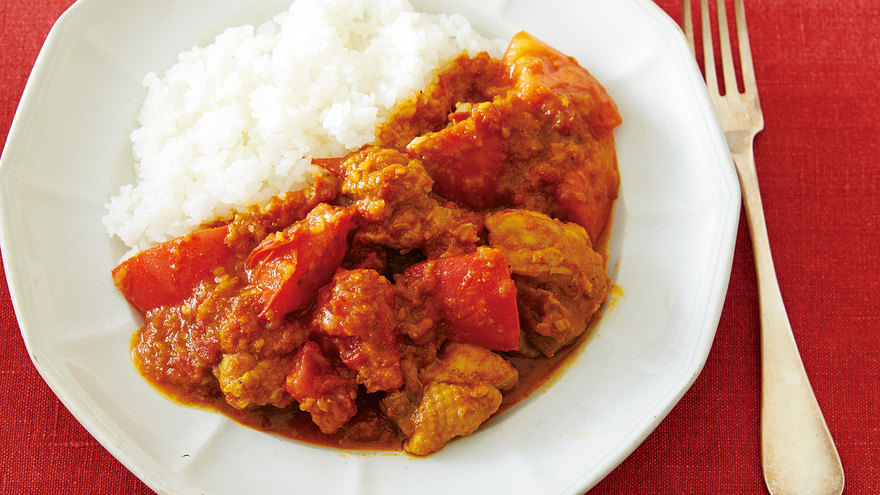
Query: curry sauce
115 31 621 456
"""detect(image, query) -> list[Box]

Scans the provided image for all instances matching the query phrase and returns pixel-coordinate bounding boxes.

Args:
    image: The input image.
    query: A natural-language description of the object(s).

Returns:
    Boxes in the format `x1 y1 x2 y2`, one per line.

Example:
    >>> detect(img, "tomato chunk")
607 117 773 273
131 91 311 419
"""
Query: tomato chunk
399 247 519 351
246 203 355 322
111 226 233 313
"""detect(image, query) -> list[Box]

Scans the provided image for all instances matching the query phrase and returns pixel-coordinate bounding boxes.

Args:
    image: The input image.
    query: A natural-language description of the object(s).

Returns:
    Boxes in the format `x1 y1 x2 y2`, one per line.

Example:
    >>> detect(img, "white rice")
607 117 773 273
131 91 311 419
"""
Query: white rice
103 0 506 257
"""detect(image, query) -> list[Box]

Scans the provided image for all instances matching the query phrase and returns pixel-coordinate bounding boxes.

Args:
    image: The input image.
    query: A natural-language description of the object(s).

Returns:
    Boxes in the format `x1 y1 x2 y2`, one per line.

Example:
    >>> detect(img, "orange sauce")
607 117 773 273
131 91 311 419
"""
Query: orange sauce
120 32 622 456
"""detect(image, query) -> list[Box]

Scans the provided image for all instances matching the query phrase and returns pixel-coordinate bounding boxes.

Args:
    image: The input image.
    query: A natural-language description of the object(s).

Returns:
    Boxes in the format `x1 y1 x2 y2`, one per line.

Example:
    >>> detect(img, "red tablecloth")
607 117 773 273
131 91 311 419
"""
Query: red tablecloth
1 1 877 493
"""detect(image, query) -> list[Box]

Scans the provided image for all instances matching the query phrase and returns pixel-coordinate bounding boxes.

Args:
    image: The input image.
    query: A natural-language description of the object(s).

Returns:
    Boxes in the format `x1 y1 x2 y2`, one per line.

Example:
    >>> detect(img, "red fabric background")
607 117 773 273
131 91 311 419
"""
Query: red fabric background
1 0 877 493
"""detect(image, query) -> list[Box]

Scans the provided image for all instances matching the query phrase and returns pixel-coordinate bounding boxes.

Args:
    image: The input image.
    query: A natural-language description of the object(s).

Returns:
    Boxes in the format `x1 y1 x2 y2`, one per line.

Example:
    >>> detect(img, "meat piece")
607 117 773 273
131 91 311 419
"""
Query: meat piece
312 268 403 393
285 341 358 434
382 342 517 456
216 353 294 409
335 408 402 447
131 295 222 398
404 382 501 456
211 295 311 409
341 237 388 274
514 284 585 357
339 146 482 258
131 252 312 409
418 342 518 391
486 209 608 356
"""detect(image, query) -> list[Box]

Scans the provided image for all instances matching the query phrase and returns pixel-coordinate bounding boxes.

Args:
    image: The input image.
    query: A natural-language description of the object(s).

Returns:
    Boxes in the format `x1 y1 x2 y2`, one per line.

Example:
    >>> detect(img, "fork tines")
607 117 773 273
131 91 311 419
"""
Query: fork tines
682 0 759 100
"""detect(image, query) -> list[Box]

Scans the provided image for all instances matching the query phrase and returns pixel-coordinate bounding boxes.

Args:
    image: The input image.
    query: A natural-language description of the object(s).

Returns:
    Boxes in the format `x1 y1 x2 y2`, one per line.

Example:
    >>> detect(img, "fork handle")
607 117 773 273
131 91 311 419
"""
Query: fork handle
730 140 845 495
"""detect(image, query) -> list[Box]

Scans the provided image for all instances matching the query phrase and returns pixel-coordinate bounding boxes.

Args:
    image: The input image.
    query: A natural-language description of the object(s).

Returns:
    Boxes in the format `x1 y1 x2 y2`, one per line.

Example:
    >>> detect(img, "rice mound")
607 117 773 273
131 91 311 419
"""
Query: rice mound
103 0 505 257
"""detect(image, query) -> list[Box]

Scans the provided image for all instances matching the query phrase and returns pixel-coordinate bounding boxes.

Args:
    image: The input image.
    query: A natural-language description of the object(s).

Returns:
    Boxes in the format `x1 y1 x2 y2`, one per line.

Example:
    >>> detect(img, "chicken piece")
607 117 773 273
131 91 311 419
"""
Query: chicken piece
383 342 518 456
334 407 402 447
212 280 312 355
211 292 311 409
419 342 518 391
312 268 403 393
216 353 295 409
120 227 282 408
486 209 608 357
387 32 620 244
339 146 482 258
513 284 586 357
404 382 501 456
341 237 388 274
131 292 222 399
285 341 358 434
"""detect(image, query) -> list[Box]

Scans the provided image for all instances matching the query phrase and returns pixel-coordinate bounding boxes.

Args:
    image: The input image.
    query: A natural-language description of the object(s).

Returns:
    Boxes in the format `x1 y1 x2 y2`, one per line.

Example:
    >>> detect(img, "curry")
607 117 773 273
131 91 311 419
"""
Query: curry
112 32 621 456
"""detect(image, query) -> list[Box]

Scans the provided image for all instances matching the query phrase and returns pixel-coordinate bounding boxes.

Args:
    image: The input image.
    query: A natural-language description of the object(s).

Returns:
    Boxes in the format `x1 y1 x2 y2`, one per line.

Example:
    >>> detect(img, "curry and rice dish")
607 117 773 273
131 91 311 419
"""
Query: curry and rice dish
110 18 620 455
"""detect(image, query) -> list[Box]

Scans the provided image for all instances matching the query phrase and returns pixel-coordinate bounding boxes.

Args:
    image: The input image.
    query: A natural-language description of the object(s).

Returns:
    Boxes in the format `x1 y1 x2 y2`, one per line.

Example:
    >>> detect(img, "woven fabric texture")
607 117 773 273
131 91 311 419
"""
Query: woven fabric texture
1 0 877 493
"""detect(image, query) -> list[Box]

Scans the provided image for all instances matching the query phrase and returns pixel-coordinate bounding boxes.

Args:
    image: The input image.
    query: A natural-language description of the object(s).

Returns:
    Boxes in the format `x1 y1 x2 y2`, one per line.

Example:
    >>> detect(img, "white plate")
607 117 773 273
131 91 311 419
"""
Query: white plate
0 0 739 493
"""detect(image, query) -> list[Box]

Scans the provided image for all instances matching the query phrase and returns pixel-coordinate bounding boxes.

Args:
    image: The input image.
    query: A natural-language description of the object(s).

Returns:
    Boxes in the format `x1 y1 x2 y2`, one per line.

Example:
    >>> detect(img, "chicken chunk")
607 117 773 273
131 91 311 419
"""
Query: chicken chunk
383 342 518 456
285 341 358 434
212 295 311 409
339 146 483 258
418 342 519 390
486 209 608 356
312 268 403 393
131 295 222 399
216 353 295 409
404 382 501 456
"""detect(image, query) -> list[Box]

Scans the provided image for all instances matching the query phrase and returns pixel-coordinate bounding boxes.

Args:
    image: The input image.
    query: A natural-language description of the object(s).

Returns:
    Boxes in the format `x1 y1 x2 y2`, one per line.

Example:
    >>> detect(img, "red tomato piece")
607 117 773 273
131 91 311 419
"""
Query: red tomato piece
246 204 355 322
400 247 519 352
405 106 508 211
503 31 622 130
111 226 233 313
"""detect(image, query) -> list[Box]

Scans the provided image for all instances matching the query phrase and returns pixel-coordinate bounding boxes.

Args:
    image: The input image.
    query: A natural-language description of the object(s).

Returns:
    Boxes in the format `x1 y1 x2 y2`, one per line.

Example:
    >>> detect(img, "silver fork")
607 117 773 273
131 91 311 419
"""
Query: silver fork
681 1 845 494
